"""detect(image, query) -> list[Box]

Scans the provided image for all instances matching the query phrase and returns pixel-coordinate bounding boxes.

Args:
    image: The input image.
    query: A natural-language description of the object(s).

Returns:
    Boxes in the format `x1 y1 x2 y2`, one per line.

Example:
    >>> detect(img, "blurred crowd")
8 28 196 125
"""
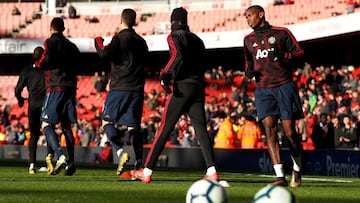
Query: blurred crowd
0 63 359 150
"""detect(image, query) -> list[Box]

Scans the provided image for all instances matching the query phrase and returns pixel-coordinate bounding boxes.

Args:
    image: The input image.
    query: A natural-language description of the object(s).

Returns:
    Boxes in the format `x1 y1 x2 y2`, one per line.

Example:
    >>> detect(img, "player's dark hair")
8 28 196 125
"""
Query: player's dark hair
246 5 265 13
171 7 188 24
50 17 65 32
122 8 136 27
33 46 44 61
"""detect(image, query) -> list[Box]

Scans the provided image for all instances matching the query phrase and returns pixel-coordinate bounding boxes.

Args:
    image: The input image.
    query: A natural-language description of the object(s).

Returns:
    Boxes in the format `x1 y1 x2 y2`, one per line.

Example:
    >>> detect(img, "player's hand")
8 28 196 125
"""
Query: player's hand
245 68 256 79
18 97 25 107
159 73 172 94
94 37 104 47
245 68 261 81
95 36 104 43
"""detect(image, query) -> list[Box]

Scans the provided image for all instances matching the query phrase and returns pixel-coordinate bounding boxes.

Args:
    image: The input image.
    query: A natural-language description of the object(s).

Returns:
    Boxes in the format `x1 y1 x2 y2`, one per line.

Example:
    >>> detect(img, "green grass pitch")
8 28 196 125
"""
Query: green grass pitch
1 162 360 203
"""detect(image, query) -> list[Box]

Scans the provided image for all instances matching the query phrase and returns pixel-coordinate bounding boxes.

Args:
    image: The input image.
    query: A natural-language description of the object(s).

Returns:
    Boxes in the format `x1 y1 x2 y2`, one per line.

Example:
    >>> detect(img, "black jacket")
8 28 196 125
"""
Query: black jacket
161 24 207 84
94 28 149 92
38 32 80 91
15 64 45 103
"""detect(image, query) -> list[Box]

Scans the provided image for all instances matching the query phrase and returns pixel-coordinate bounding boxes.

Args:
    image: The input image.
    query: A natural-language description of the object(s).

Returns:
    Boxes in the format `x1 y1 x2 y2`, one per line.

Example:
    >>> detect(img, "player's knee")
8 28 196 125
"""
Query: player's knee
117 125 128 131
102 120 112 128
41 122 51 130
127 126 135 133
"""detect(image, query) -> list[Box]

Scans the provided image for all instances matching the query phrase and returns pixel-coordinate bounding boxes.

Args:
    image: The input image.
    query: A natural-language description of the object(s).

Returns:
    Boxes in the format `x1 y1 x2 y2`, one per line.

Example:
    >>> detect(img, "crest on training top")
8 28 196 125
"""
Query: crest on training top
268 36 276 44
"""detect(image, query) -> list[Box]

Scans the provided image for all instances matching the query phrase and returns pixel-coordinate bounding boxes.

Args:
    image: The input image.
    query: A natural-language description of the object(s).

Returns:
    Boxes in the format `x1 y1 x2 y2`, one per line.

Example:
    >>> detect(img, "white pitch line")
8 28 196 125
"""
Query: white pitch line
257 174 354 183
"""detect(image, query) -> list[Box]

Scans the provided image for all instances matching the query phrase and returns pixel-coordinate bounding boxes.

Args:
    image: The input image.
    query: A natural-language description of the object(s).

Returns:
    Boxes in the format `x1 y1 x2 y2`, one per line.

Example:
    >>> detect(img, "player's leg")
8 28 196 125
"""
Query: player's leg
61 93 78 176
129 127 143 169
102 91 130 176
187 84 218 181
61 120 76 176
39 95 55 175
255 87 287 186
281 119 302 187
131 89 186 183
45 143 55 175
103 120 129 175
27 103 41 174
262 116 288 186
41 92 66 166
42 120 68 174
117 91 144 170
277 82 304 187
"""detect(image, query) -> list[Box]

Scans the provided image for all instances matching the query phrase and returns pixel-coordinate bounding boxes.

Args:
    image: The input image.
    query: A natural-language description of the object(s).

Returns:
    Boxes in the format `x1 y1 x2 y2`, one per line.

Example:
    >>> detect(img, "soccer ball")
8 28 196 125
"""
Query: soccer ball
253 185 298 203
186 179 228 203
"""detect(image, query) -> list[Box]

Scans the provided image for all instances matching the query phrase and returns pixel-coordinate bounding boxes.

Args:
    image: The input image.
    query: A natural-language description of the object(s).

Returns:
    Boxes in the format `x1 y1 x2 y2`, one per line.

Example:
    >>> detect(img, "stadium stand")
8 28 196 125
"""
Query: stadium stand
0 2 42 38
1 0 359 39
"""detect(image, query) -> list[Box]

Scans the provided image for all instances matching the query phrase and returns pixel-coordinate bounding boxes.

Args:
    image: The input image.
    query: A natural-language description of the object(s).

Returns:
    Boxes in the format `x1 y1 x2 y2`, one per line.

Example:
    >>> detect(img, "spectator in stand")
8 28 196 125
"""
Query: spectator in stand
68 4 78 19
325 92 338 115
218 92 229 104
306 88 317 113
93 71 108 99
146 89 160 111
322 67 335 90
243 5 304 187
302 61 312 78
92 71 100 86
144 114 161 144
210 67 220 80
334 68 346 93
346 0 359 14
230 85 241 102
85 16 99 23
11 5 21 15
335 93 350 115
0 127 6 145
355 113 360 148
6 125 16 144
335 114 358 149
316 93 328 114
14 124 26 145
78 119 96 147
97 127 108 147
236 113 262 149
224 69 234 86
332 115 343 148
0 104 11 127
273 0 285 5
216 65 225 79
296 117 308 142
350 90 360 115
307 77 322 96
311 112 335 149
343 72 357 93
91 141 113 166
209 67 220 90
214 115 239 149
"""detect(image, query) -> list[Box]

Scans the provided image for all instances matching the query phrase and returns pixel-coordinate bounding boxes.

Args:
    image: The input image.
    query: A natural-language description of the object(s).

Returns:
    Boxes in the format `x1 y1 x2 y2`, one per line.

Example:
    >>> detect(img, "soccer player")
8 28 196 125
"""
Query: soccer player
94 8 149 176
38 17 80 176
130 7 219 184
15 46 54 174
243 5 304 187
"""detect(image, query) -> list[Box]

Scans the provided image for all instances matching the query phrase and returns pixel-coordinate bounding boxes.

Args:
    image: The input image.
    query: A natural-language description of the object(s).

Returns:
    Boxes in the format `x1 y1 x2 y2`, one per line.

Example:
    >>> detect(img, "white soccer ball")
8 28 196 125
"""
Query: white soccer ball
186 179 228 203
253 185 298 203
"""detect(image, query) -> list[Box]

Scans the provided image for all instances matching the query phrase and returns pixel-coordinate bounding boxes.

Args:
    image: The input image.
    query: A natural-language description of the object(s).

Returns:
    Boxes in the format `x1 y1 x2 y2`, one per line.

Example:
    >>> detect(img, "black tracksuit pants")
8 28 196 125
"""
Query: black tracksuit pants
28 99 52 165
144 82 216 169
